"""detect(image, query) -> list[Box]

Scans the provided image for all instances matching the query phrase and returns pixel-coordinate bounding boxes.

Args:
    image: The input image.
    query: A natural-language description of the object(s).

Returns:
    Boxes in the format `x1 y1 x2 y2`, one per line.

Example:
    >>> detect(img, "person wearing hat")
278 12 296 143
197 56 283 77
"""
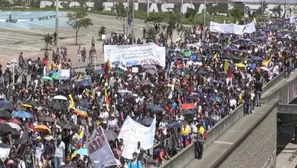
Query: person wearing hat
34 136 44 168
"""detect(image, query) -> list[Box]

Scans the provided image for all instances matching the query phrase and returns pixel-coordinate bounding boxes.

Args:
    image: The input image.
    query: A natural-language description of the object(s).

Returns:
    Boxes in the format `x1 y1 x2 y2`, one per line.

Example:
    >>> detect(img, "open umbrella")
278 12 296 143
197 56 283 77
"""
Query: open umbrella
51 73 61 80
76 78 92 87
42 76 53 82
103 129 118 141
12 111 33 119
0 110 11 118
7 118 22 125
73 109 88 117
7 122 21 131
14 138 32 145
53 95 68 101
75 148 89 156
58 84 70 90
0 123 15 133
183 110 196 115
140 80 153 86
181 103 195 110
146 104 164 112
57 121 77 130
50 102 67 111
34 125 51 133
140 117 154 126
24 99 41 107
0 99 13 110
77 100 90 109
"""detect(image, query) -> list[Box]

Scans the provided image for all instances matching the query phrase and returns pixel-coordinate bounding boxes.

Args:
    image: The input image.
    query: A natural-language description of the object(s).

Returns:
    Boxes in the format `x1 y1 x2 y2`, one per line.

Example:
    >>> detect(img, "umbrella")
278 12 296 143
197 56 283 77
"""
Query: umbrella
51 73 61 80
58 84 70 90
53 95 68 101
7 118 21 125
104 129 118 141
140 117 154 126
14 138 32 145
235 63 246 68
42 76 53 82
94 69 104 75
0 110 11 118
261 67 270 71
140 80 153 86
50 102 67 111
34 125 51 133
75 148 89 156
167 120 182 128
146 104 164 112
145 69 157 75
12 111 33 119
25 99 41 107
183 50 192 57
183 110 196 115
57 121 77 130
73 109 88 117
0 123 15 133
118 90 132 97
76 78 92 87
38 116 55 122
23 104 32 108
6 122 21 131
0 99 13 110
181 103 195 110
77 100 90 109
0 119 6 124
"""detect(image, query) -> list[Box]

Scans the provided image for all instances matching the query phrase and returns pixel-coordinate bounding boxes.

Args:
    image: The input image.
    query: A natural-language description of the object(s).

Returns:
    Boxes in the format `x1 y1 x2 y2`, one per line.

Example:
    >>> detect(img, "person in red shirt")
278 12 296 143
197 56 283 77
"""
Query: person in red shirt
156 147 170 166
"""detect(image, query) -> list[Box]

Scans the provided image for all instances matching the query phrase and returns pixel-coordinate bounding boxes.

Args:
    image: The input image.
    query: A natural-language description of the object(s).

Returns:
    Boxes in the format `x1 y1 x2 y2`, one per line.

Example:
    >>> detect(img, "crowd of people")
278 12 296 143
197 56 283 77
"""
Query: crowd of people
0 18 295 168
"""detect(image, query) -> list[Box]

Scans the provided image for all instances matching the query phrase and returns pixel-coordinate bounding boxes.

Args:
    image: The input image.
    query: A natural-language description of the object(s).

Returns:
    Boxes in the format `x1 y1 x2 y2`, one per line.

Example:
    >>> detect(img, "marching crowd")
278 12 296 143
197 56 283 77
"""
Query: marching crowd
0 18 295 168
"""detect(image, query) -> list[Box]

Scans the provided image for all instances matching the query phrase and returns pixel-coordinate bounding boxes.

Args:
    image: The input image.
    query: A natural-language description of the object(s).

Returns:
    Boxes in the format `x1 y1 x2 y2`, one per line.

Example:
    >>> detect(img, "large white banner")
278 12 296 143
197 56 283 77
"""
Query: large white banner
210 21 256 34
118 116 156 159
87 126 117 168
104 43 166 68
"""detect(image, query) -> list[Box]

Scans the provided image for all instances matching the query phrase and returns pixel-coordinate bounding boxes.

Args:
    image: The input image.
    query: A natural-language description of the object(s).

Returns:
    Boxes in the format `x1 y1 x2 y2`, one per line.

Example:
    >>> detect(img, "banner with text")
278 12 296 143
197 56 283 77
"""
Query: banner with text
87 126 117 168
104 43 166 68
118 116 156 159
210 21 256 34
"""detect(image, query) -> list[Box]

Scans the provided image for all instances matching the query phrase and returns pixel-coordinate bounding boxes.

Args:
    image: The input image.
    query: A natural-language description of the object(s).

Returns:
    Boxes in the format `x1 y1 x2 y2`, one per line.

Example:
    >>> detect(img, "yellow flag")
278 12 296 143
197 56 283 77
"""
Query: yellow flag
69 94 75 108
235 21 238 25
253 17 257 24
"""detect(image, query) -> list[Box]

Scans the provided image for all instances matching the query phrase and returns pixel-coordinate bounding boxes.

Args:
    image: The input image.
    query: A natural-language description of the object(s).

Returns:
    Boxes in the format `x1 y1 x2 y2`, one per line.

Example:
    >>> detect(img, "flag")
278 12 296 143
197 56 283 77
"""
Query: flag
68 94 75 109
71 150 77 159
253 17 257 24
105 87 110 112
214 53 219 59
227 38 231 47
224 61 233 78
77 128 84 149
104 58 112 77
235 20 239 25
262 55 272 67
238 68 245 79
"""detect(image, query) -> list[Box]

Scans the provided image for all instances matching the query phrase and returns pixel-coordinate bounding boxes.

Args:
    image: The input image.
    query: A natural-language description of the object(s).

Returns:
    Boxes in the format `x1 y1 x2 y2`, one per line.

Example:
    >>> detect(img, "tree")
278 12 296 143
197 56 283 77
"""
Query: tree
272 5 282 18
145 27 157 43
166 11 181 41
185 8 196 24
229 4 244 22
98 26 106 40
43 33 54 50
67 10 93 44
93 0 104 11
114 3 127 33
206 4 218 15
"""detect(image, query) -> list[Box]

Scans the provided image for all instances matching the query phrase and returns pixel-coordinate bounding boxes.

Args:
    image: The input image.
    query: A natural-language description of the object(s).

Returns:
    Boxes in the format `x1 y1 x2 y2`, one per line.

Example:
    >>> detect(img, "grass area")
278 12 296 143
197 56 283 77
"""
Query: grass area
0 7 248 26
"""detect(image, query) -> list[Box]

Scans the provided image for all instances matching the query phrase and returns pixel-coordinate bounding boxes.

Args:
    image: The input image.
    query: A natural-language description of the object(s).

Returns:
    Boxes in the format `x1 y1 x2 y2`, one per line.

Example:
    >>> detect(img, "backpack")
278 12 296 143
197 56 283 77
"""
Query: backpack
128 160 141 168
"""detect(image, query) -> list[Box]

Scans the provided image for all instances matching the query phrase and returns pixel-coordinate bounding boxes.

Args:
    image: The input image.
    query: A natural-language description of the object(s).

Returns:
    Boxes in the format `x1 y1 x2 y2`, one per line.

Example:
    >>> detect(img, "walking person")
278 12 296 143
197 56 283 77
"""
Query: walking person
243 88 251 116
77 46 82 63
254 80 262 107
195 132 204 160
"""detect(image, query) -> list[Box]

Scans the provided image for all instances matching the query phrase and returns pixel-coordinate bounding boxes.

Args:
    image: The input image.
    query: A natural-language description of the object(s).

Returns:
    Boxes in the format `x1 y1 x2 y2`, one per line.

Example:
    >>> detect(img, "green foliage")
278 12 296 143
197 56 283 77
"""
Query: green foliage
206 4 218 15
93 0 104 11
43 33 54 50
98 26 106 39
145 27 157 43
145 12 164 24
67 9 93 44
114 3 126 18
229 4 244 22
272 5 282 17
0 0 10 7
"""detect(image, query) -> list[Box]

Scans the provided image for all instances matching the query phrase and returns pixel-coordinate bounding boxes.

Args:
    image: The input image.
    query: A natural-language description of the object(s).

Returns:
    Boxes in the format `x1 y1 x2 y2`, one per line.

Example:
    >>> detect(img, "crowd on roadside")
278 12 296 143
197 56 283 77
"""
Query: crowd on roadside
0 18 295 168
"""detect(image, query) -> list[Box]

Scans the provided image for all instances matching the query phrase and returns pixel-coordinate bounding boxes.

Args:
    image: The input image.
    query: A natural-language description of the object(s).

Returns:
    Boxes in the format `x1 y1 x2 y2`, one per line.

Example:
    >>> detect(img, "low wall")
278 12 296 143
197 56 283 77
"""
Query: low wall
161 72 286 168
216 99 278 168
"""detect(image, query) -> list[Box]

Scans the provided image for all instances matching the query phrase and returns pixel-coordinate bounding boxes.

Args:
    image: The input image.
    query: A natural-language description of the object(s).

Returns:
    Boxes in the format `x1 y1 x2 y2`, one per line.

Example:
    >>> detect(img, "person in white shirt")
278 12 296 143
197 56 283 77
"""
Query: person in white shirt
16 156 26 168
54 135 65 168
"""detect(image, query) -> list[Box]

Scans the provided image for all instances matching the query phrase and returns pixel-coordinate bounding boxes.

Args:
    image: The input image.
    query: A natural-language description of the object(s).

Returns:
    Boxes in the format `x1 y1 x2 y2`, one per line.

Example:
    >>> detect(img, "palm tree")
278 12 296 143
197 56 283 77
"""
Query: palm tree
145 27 158 43
43 33 53 50
98 26 106 40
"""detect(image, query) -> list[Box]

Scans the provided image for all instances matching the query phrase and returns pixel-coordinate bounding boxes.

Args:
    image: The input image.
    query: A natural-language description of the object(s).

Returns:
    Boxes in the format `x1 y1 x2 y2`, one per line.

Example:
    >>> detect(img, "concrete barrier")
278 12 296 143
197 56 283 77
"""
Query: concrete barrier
160 72 286 168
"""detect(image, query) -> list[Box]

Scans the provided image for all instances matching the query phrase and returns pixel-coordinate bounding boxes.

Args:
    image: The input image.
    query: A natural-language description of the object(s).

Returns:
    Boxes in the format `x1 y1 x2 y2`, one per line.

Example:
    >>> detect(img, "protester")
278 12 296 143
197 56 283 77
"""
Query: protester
0 18 294 168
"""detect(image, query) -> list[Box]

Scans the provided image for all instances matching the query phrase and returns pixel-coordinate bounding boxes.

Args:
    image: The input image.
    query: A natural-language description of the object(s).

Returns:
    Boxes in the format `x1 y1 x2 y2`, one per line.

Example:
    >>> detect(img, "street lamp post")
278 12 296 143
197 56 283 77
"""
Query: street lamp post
55 0 59 46
203 0 206 27
132 0 135 44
